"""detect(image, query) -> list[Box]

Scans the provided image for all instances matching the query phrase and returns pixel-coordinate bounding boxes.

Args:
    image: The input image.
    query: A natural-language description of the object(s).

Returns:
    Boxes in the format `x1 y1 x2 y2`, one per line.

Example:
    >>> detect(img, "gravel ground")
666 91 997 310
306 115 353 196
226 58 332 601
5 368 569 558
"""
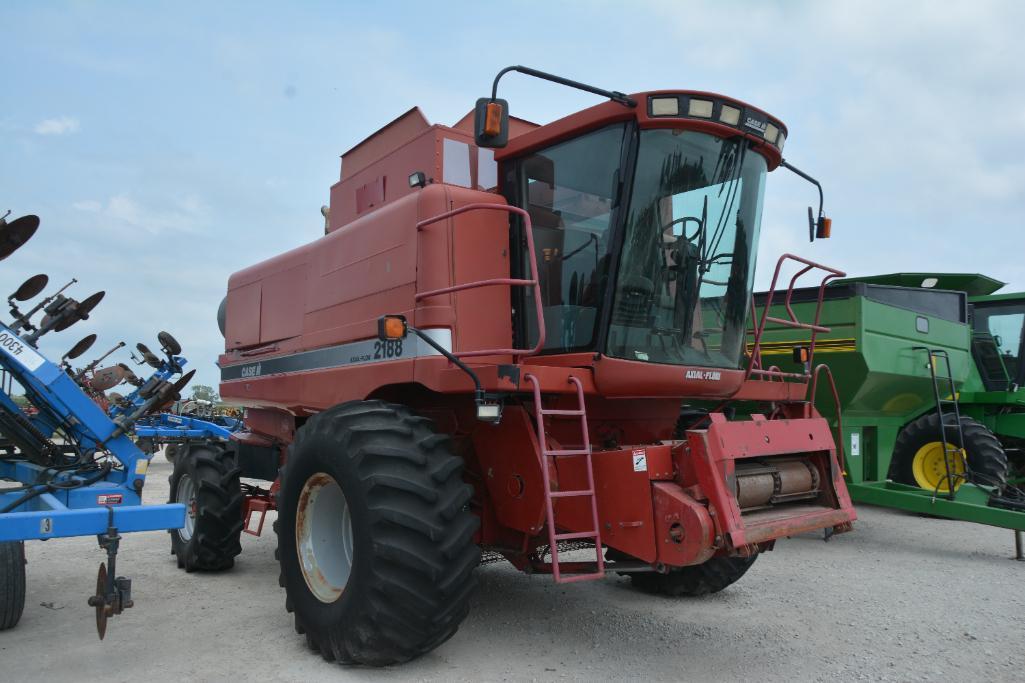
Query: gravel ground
2 455 1023 682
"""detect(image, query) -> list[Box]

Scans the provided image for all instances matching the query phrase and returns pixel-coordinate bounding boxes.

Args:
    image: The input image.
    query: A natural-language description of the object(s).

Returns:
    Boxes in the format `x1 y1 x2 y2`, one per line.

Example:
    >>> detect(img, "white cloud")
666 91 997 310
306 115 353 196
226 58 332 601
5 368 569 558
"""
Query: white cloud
72 199 102 212
72 193 209 235
641 0 1025 289
34 116 80 135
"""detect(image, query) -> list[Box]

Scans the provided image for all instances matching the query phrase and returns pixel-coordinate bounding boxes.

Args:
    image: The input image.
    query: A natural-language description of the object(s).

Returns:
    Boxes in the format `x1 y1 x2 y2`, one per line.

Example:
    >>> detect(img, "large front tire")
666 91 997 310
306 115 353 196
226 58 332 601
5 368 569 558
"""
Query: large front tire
0 541 25 630
276 400 479 666
168 445 244 571
891 414 1008 492
629 555 758 597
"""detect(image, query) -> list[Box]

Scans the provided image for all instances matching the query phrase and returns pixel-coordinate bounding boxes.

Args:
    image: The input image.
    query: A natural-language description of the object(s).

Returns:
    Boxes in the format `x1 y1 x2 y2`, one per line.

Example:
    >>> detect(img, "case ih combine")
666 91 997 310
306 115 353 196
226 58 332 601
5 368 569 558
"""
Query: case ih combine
182 67 857 665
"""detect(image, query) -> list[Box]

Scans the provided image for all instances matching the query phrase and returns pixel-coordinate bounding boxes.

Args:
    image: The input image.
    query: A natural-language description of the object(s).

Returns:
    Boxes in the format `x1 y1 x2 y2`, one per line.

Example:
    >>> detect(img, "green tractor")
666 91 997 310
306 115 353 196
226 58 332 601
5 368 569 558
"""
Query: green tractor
751 272 1025 551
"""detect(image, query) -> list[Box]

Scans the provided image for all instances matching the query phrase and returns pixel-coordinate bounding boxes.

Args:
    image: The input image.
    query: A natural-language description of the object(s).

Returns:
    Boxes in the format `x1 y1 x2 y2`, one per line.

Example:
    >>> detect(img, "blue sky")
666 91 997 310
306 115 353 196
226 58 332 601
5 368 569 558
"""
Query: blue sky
1 1 1023 390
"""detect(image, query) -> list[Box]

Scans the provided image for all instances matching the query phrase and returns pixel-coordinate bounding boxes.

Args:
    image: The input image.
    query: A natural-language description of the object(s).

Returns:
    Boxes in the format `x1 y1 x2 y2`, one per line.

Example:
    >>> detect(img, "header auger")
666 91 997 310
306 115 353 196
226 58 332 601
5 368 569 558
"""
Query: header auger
201 66 856 665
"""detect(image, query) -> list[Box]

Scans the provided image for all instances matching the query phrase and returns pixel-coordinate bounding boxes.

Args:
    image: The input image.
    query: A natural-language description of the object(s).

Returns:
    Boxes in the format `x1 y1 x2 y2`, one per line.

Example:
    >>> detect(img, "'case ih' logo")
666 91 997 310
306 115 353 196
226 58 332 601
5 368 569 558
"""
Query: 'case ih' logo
685 369 722 381
240 363 261 378
744 116 767 133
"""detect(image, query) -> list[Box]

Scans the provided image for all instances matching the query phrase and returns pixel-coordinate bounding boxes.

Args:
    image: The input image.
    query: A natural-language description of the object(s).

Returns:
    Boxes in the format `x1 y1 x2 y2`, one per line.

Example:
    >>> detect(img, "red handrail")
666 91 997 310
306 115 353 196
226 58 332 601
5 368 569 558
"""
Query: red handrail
415 203 546 359
809 363 847 476
746 253 845 382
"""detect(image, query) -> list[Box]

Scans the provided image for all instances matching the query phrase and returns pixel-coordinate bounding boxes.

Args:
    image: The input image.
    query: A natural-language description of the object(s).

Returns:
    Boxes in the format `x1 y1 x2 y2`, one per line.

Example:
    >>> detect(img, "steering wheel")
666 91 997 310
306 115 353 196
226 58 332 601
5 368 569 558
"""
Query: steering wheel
661 215 703 244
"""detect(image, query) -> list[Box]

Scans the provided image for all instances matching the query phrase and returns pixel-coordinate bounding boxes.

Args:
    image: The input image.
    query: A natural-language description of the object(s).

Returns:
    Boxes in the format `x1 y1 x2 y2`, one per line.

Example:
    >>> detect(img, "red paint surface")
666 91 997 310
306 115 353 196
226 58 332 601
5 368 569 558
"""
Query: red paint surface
221 90 855 572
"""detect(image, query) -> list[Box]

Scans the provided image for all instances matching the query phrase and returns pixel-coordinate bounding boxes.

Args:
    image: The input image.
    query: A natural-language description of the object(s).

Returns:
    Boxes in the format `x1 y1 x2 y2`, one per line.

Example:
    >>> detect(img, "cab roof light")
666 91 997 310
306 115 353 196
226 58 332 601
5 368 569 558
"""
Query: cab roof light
688 99 714 118
719 105 741 126
648 94 787 150
651 96 679 116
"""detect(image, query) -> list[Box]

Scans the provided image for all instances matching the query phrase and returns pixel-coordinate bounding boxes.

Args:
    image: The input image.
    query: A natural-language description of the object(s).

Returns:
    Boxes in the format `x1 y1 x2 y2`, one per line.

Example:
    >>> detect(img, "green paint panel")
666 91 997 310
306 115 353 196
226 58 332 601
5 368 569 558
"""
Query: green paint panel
848 482 1025 531
754 278 1025 529
840 272 1005 296
757 284 1003 476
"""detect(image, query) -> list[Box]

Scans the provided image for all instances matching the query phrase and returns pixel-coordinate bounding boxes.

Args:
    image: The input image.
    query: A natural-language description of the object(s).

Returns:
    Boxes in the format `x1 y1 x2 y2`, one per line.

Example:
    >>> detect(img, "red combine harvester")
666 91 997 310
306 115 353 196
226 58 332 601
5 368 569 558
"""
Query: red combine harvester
177 66 856 665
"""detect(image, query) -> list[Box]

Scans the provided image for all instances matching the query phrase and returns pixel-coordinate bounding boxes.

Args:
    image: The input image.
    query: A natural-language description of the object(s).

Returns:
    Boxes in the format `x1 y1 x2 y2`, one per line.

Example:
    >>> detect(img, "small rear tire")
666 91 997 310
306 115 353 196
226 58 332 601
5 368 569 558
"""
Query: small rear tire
276 399 480 666
164 443 184 464
0 541 26 630
629 555 757 597
168 445 244 571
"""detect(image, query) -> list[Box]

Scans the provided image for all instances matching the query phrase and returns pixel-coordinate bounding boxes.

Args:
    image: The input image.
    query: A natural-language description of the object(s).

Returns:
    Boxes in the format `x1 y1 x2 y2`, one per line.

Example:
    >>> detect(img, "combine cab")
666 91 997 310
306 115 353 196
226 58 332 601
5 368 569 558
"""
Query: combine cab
191 67 856 665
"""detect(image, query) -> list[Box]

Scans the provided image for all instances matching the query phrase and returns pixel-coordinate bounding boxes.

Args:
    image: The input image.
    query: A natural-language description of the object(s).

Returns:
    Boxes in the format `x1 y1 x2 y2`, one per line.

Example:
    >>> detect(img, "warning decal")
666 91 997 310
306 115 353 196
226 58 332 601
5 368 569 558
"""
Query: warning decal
632 449 647 472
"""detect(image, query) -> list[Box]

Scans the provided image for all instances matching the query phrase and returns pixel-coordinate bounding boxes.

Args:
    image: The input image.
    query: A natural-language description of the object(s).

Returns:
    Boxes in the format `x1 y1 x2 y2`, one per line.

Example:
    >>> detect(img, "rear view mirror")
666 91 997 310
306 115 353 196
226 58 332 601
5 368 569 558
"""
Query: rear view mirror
474 98 510 148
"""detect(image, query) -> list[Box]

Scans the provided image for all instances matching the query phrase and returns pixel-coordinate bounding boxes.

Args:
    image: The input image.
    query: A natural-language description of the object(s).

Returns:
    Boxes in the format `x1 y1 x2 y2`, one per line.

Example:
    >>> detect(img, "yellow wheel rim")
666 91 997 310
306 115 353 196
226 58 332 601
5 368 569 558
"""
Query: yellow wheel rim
911 441 966 492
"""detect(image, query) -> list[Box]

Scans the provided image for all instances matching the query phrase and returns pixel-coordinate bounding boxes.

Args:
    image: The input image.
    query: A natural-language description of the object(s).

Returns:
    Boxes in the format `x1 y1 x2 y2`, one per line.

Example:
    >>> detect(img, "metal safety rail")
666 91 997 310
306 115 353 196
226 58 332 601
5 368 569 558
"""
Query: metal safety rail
746 253 846 383
809 363 849 478
415 203 547 359
524 374 604 583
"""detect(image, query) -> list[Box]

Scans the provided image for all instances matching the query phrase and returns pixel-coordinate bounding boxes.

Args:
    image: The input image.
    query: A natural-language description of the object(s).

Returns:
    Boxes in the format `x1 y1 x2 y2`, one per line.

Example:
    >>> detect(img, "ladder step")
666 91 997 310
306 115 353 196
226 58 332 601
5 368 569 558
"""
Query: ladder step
545 449 590 457
554 530 599 541
540 409 585 416
550 489 594 498
556 571 605 584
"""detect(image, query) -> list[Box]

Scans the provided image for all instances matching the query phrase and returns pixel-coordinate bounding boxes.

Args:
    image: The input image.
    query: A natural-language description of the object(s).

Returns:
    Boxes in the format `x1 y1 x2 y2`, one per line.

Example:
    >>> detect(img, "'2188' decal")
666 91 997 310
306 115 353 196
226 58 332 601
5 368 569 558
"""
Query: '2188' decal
373 339 404 359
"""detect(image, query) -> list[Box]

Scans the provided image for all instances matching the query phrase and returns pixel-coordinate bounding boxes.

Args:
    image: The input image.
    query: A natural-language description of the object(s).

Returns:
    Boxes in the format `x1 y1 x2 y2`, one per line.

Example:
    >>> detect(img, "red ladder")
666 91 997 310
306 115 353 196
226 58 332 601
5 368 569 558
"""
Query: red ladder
524 374 604 583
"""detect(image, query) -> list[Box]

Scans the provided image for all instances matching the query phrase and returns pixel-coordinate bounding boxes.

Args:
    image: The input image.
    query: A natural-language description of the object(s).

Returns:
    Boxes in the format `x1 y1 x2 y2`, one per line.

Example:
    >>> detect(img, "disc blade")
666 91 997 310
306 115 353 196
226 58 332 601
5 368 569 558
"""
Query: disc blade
89 365 127 391
77 290 105 319
12 273 48 301
170 368 195 396
151 369 196 413
94 562 108 640
0 214 39 261
65 334 97 360
136 342 162 368
54 291 106 332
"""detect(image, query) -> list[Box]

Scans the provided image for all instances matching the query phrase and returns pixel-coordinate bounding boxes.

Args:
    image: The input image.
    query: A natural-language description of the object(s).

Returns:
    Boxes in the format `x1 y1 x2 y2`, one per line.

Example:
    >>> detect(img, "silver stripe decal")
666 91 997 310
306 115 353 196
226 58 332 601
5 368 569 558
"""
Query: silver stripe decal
220 329 452 381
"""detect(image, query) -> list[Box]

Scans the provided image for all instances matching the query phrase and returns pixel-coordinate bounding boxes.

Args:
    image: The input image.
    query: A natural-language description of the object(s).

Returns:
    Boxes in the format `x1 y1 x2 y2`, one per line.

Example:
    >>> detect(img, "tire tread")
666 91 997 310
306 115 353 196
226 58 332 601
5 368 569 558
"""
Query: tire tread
278 400 479 666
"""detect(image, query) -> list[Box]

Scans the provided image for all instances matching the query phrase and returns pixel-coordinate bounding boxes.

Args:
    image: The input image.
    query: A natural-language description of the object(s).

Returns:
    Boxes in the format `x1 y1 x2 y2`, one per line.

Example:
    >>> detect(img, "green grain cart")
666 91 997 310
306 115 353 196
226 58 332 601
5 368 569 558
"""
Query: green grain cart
753 273 1025 553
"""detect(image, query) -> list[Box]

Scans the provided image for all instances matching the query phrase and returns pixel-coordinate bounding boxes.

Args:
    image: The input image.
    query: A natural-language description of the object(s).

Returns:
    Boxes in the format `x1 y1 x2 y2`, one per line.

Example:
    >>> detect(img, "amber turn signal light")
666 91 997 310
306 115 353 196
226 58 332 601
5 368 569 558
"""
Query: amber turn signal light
483 102 504 137
792 346 810 364
377 315 408 341
816 216 832 239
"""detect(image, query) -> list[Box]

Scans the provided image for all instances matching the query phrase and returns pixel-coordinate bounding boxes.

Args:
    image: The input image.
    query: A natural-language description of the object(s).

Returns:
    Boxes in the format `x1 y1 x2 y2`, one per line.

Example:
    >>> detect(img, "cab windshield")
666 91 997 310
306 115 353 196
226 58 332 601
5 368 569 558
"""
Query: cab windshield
973 303 1025 384
607 129 766 368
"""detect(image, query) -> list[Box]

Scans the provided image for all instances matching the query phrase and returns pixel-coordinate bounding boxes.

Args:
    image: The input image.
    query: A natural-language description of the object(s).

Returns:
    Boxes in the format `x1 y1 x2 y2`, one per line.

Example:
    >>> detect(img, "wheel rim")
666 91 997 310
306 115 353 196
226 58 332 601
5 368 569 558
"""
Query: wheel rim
176 474 197 541
911 441 966 492
295 472 354 603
